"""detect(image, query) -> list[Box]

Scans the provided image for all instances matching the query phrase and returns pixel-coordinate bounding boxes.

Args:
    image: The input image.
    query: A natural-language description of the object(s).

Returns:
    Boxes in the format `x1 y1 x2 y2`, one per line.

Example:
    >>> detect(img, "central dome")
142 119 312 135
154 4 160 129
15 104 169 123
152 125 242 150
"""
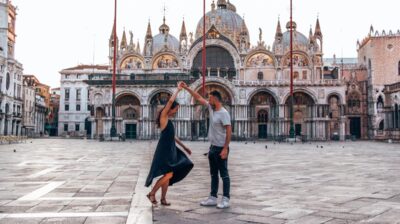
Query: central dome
152 18 180 54
281 21 309 51
195 1 248 47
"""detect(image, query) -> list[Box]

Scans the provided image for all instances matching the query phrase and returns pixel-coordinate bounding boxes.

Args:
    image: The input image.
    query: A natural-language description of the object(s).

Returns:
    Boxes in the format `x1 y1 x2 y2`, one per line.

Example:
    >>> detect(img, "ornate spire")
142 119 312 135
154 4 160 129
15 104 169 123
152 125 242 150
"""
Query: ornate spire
275 18 283 39
136 39 141 53
240 16 248 37
120 29 127 50
180 18 187 40
159 7 170 34
309 26 315 44
211 0 216 11
146 20 153 39
314 18 322 37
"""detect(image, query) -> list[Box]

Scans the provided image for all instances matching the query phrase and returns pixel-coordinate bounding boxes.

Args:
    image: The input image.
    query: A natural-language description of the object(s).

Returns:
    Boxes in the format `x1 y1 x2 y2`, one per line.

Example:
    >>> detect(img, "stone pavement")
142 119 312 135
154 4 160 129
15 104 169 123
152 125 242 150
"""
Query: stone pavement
0 139 400 223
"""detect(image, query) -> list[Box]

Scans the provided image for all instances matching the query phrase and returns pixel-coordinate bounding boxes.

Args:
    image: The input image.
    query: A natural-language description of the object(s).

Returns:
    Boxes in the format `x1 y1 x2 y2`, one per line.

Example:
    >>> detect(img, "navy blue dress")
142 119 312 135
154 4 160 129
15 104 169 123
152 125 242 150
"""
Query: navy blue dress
145 120 193 187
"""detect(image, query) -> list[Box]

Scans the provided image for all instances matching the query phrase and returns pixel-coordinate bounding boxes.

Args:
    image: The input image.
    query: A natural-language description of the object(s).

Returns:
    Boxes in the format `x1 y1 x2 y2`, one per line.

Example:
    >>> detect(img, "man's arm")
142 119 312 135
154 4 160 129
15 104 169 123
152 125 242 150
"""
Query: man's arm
220 125 231 160
179 82 208 106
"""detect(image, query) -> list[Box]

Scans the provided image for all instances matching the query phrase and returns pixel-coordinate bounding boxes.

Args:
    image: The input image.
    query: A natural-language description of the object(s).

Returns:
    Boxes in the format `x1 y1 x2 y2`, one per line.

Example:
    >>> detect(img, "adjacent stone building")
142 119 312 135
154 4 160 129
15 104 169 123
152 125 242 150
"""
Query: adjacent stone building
0 0 24 136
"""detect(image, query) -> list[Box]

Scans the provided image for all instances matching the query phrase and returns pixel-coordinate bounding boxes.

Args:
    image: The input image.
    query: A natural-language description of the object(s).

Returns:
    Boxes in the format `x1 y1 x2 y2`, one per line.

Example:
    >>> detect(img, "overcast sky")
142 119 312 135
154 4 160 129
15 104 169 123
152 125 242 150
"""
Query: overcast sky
11 0 399 88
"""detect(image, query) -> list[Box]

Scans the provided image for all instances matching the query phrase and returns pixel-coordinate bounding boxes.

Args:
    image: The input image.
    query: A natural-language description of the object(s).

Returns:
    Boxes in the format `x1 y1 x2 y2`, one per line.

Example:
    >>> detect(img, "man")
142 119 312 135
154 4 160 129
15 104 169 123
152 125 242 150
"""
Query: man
179 82 232 209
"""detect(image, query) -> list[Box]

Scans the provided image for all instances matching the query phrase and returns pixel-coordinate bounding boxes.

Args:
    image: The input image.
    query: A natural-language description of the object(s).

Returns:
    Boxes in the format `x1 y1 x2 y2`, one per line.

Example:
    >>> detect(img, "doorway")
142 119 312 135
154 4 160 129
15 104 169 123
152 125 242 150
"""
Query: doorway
258 125 268 139
349 117 361 139
295 124 302 136
125 124 137 139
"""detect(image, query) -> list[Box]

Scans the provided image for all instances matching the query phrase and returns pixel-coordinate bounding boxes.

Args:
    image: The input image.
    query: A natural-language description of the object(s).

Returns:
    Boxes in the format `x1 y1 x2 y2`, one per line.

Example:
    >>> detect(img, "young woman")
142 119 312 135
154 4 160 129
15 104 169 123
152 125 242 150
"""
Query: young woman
145 87 193 206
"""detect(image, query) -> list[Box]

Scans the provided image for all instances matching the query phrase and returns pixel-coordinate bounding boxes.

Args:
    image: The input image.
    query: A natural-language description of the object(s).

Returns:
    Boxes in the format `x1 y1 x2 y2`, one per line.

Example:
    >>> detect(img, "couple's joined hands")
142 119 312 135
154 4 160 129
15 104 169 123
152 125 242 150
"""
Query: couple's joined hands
177 81 188 91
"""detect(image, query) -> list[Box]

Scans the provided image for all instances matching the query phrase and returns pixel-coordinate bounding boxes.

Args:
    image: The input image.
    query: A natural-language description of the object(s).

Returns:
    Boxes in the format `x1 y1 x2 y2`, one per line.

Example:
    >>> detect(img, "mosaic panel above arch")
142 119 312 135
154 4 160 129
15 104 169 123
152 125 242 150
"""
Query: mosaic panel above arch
120 56 144 69
152 54 179 69
246 53 274 68
283 53 309 67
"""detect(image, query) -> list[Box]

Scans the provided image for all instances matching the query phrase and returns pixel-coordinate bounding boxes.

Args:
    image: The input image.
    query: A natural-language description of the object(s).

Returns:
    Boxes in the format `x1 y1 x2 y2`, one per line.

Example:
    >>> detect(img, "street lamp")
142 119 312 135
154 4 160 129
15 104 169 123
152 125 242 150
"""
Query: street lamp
110 0 117 138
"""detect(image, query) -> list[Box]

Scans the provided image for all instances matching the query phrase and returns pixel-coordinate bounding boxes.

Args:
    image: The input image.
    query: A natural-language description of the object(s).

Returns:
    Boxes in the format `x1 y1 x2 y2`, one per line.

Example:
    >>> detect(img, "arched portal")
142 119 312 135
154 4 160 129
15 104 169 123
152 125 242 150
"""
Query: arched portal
191 46 236 79
116 94 141 139
95 107 105 138
191 83 233 139
249 91 278 139
285 92 315 137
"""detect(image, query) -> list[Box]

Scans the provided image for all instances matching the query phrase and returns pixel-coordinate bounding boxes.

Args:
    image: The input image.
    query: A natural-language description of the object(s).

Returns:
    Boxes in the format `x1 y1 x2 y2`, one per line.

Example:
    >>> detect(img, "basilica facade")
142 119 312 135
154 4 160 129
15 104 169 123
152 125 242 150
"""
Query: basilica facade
59 0 366 141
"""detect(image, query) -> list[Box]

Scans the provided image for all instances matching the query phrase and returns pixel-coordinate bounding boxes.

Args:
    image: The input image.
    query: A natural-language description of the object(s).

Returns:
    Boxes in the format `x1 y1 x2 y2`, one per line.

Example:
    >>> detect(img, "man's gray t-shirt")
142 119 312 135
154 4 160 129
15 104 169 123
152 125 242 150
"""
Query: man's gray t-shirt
207 103 231 147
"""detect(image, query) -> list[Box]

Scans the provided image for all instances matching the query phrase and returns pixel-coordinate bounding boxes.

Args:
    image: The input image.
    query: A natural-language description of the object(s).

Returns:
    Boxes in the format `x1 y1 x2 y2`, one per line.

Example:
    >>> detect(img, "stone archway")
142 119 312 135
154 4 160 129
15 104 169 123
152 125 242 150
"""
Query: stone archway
285 92 315 136
249 91 278 139
191 46 236 79
115 94 141 139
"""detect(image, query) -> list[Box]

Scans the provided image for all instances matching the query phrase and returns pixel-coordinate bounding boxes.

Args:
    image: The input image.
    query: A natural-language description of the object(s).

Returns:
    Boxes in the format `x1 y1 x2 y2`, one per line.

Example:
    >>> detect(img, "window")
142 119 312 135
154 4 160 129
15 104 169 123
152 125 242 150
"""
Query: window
75 123 80 131
379 120 384 131
377 96 384 110
257 110 268 123
76 89 81 101
65 104 69 111
87 89 90 100
294 71 299 80
64 124 68 131
302 71 308 80
76 104 80 111
65 88 70 101
257 72 264 80
398 61 400 75
87 105 91 111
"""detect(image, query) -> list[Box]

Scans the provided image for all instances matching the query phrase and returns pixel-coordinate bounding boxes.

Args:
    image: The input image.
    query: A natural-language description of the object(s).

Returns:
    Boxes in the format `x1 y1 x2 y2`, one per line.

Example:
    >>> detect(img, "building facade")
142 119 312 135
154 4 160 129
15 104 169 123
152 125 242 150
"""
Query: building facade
22 77 35 137
356 27 400 140
0 0 24 136
59 1 353 141
58 66 99 137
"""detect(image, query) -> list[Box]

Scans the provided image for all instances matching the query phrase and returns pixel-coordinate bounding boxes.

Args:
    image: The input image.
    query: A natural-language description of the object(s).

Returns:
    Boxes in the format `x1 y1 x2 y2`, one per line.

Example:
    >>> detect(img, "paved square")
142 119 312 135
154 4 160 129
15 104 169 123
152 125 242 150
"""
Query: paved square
0 139 400 224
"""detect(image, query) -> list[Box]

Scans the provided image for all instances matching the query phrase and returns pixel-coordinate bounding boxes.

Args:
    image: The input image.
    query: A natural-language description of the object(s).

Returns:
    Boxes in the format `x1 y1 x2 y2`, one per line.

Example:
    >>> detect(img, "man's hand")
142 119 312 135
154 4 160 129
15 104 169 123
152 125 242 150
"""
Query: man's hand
220 147 228 160
178 81 187 89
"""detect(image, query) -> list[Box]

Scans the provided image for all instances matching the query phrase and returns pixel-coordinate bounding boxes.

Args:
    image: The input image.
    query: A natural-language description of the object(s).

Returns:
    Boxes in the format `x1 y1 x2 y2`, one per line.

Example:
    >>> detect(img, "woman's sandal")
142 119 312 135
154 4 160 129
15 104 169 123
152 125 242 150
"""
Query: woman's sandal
146 193 157 205
161 198 171 206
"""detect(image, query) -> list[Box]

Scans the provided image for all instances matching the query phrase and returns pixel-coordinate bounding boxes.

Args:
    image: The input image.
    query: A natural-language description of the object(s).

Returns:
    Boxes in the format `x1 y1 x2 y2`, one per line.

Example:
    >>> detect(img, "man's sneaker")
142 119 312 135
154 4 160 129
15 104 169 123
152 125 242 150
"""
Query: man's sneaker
216 196 230 209
200 196 217 206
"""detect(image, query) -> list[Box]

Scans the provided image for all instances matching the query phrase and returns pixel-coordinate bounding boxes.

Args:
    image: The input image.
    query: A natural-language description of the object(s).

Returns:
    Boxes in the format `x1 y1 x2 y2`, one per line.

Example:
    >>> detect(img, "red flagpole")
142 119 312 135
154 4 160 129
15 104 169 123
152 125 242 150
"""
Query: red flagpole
113 0 117 96
202 0 206 97
289 0 295 138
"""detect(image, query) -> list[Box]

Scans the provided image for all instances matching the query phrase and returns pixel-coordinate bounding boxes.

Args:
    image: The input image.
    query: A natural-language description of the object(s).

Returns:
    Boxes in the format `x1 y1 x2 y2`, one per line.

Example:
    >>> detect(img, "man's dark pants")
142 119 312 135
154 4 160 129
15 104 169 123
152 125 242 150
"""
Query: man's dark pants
208 145 230 199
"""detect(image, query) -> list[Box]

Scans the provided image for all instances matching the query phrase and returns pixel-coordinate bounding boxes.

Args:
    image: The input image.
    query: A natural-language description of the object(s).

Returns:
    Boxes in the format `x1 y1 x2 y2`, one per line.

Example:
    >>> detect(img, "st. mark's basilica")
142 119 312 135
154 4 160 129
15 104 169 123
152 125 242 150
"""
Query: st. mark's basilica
58 0 400 141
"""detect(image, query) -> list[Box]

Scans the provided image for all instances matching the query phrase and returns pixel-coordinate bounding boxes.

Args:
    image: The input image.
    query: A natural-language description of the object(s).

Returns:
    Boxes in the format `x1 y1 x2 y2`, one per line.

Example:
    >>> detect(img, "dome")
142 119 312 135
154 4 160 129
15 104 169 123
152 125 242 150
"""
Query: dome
281 21 309 50
152 33 179 54
195 1 248 47
152 18 179 54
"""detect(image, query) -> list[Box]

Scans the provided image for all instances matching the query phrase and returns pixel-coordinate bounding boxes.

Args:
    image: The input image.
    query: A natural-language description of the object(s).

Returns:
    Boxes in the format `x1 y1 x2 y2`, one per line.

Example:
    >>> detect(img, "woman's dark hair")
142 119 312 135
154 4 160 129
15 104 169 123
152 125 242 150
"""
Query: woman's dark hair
156 101 180 128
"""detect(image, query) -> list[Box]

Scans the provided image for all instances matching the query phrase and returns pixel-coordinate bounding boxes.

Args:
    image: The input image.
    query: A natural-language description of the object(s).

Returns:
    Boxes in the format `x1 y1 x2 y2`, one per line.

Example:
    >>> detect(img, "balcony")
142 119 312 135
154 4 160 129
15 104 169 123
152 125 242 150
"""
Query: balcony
385 82 400 93
86 73 196 86
233 79 343 87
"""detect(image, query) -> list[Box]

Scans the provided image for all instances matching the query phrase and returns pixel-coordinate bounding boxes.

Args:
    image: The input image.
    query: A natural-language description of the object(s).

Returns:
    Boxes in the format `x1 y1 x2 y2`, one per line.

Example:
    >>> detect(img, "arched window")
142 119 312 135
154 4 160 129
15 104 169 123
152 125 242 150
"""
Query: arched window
377 96 384 110
398 61 400 75
257 72 264 80
395 104 399 129
379 120 384 131
257 110 268 123
123 108 137 120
